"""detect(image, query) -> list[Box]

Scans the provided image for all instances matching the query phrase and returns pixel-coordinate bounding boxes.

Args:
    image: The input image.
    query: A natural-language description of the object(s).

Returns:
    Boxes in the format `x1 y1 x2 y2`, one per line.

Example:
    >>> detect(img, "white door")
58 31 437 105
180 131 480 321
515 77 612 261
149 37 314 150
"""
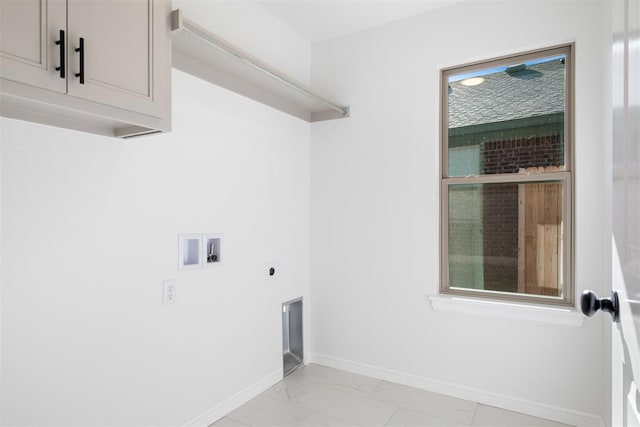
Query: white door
0 0 66 93
66 0 163 117
610 0 640 425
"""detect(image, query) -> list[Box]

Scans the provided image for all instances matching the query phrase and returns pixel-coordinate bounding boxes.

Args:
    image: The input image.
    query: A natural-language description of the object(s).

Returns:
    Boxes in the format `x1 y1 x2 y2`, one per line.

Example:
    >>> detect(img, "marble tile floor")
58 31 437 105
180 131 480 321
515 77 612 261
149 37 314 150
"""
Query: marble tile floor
211 364 572 427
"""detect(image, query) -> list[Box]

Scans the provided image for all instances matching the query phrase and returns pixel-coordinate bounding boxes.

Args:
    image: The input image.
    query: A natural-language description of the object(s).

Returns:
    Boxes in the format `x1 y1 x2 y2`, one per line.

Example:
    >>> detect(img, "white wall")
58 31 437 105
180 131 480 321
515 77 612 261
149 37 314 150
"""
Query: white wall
0 66 310 425
310 0 607 423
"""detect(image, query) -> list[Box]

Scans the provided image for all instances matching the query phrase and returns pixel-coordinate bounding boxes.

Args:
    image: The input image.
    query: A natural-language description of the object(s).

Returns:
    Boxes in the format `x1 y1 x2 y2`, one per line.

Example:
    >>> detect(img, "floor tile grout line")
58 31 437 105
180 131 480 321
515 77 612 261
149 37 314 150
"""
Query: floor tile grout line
364 379 385 398
283 371 384 399
213 415 251 427
305 408 360 426
224 413 253 426
364 382 477 425
295 385 396 422
382 406 402 427
266 378 397 425
469 402 481 426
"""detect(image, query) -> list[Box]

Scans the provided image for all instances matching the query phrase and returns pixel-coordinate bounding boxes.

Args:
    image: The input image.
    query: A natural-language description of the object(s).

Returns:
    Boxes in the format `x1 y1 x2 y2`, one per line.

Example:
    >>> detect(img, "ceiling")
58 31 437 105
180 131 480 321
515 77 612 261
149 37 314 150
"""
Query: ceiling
256 1 462 43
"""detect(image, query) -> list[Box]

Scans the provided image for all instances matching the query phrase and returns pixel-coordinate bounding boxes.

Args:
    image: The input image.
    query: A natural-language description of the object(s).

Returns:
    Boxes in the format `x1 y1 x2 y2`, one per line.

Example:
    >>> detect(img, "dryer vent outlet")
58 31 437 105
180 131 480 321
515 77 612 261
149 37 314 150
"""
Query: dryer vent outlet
282 298 303 376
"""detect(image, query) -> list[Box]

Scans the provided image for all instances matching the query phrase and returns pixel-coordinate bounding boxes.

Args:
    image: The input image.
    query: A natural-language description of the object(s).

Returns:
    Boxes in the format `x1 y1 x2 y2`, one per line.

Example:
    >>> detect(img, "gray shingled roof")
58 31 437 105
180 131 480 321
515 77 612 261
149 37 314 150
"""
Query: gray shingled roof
448 59 565 129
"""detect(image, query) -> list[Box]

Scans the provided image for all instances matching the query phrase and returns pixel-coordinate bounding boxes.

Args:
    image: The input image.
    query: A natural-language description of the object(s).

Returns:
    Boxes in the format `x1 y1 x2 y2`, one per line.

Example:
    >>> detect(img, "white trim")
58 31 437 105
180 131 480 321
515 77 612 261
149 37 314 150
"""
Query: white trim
308 353 603 427
627 382 640 425
428 295 584 328
181 369 281 426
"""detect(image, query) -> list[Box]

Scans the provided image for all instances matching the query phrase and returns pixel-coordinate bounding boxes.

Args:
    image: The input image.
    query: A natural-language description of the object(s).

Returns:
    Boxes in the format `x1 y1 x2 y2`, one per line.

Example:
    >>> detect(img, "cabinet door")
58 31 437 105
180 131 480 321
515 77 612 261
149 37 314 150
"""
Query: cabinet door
66 0 169 118
0 0 66 93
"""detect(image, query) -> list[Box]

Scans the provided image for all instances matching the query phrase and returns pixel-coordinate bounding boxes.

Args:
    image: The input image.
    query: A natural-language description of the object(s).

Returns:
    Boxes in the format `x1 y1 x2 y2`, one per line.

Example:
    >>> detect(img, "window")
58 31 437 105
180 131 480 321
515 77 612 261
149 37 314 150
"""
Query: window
440 45 573 306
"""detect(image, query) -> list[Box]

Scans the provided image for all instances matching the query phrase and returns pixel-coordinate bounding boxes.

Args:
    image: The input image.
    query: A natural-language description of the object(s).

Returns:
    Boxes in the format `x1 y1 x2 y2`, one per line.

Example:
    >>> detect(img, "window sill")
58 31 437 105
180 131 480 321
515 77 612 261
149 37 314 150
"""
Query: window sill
428 295 584 328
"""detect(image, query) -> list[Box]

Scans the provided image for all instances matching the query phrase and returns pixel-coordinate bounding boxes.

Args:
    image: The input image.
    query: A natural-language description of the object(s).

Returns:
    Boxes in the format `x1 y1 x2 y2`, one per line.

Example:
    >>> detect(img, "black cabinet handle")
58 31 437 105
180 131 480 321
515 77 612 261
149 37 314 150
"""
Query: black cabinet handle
74 37 84 84
580 290 619 322
54 30 65 78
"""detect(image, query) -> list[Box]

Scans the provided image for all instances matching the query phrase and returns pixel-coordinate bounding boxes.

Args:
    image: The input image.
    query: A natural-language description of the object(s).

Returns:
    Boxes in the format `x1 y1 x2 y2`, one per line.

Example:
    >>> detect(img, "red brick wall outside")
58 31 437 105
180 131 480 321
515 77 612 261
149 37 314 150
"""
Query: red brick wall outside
480 135 563 292
481 135 564 175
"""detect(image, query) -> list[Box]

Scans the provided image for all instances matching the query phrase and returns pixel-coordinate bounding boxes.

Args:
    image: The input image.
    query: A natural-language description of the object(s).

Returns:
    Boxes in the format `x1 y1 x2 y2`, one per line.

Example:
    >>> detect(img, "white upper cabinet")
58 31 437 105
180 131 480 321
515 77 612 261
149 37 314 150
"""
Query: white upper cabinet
66 0 167 117
0 0 171 138
0 0 66 93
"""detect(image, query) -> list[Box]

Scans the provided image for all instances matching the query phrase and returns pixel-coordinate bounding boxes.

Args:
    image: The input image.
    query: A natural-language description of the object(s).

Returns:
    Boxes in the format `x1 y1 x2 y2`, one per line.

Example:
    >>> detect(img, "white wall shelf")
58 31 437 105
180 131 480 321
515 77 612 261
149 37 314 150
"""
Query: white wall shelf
171 9 349 123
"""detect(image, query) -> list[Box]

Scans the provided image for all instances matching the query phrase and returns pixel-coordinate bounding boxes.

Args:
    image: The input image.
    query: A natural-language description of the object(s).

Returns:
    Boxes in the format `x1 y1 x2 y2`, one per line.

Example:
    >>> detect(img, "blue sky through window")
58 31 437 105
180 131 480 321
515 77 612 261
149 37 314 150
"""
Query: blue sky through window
448 54 565 83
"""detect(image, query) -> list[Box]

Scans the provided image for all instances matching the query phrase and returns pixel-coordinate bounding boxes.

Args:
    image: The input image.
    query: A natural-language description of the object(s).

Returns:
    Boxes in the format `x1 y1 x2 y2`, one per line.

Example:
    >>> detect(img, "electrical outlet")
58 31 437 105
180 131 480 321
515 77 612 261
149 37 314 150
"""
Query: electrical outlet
163 280 176 305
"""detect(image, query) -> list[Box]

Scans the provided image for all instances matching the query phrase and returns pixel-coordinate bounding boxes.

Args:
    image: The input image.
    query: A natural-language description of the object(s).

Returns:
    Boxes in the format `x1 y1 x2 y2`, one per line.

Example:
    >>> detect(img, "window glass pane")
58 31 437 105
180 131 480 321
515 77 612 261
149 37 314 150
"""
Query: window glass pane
448 181 564 297
447 55 566 177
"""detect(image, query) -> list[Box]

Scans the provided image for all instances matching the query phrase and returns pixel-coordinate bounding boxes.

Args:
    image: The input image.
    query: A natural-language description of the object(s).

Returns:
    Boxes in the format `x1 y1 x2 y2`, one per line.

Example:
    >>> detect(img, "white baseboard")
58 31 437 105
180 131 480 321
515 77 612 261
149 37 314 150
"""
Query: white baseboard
181 369 282 427
309 353 603 427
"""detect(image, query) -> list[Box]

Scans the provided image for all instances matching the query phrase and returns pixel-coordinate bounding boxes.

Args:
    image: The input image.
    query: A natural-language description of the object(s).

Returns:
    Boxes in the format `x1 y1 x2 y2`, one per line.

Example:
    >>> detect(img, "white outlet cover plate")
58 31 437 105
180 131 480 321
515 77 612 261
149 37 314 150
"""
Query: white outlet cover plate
163 280 176 305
